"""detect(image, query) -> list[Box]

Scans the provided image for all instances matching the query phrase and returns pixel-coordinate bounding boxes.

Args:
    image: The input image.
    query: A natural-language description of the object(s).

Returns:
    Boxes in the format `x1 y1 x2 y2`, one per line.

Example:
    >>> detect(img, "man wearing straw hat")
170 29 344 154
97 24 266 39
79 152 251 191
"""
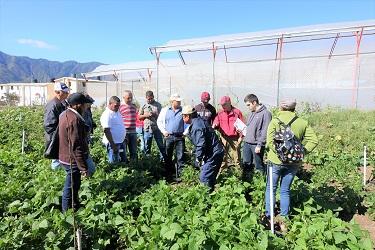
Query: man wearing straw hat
157 93 185 181
264 98 318 232
182 105 224 191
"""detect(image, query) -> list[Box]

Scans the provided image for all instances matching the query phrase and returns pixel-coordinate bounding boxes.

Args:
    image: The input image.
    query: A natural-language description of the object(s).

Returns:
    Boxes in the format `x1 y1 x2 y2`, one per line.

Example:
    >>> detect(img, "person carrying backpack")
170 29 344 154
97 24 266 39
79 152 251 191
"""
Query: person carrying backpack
264 99 318 232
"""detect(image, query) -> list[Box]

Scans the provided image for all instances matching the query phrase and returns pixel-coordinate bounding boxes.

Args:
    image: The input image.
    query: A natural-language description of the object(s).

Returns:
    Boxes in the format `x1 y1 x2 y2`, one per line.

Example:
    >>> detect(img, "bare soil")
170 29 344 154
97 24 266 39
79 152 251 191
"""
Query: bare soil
353 214 375 245
358 165 374 183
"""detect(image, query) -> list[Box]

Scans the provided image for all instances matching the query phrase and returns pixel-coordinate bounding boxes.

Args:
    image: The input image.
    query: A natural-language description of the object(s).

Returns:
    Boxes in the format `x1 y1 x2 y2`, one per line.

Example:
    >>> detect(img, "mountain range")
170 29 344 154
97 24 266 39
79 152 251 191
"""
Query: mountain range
0 51 104 83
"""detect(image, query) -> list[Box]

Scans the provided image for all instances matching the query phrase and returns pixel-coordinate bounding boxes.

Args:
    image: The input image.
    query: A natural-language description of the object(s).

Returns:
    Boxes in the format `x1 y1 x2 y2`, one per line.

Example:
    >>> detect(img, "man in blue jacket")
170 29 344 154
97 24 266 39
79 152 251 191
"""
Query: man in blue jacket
182 105 224 190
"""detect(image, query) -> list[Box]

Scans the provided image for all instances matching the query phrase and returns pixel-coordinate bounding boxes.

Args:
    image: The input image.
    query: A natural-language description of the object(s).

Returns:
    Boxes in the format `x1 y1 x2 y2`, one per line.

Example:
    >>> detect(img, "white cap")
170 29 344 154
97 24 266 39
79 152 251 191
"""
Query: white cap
170 93 182 102
54 82 70 93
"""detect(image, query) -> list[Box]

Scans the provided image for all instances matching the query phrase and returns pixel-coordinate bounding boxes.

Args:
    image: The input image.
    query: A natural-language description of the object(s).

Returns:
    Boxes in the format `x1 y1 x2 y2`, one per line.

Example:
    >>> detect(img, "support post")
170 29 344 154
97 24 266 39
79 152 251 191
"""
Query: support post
105 81 108 105
276 35 284 107
364 145 367 186
21 129 25 154
212 42 217 106
328 33 340 59
352 27 364 109
156 51 160 101
269 164 274 234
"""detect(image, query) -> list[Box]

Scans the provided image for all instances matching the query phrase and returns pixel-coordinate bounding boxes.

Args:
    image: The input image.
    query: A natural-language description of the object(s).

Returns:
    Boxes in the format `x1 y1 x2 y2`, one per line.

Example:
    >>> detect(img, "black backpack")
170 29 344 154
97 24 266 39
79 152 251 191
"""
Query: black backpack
273 116 304 164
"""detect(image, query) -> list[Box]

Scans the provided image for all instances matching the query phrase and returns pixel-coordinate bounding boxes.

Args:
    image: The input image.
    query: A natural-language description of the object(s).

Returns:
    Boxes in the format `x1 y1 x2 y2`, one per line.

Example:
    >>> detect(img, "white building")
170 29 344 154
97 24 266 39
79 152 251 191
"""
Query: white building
0 82 49 106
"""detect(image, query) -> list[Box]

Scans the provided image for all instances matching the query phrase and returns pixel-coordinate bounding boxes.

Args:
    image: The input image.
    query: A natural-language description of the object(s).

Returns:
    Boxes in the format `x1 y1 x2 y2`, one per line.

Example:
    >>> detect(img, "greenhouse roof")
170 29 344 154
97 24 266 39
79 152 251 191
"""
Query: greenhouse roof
150 20 375 54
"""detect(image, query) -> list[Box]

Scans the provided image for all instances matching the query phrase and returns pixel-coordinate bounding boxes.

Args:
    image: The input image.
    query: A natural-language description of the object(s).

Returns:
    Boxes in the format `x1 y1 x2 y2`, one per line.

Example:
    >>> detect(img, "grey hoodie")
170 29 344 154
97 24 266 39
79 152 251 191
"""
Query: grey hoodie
243 104 272 147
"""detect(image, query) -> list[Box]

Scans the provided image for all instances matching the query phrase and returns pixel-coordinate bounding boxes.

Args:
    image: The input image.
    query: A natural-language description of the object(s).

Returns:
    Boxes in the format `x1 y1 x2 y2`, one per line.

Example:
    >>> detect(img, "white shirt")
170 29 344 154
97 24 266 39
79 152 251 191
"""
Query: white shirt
157 106 168 135
100 107 126 144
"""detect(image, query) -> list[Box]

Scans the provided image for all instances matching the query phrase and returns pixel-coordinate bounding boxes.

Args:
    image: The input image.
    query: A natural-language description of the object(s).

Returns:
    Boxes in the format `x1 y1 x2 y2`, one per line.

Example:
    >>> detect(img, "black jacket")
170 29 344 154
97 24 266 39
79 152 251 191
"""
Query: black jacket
187 117 224 162
44 97 67 136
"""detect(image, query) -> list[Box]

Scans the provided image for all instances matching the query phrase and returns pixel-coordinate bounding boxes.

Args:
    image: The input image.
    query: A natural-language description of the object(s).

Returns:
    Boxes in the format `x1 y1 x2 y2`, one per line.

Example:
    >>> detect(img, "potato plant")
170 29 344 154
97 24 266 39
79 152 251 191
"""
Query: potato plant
0 106 373 249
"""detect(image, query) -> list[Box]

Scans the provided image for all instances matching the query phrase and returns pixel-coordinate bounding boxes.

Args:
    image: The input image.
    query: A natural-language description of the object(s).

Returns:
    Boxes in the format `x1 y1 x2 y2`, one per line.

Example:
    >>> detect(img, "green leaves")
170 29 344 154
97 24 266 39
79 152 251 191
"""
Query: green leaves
0 107 374 249
333 231 347 245
114 215 126 226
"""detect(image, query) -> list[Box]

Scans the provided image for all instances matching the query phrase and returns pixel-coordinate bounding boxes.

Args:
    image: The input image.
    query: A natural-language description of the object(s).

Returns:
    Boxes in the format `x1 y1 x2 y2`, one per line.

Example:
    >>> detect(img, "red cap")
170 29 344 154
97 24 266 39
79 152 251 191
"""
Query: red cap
220 96 231 105
201 92 210 102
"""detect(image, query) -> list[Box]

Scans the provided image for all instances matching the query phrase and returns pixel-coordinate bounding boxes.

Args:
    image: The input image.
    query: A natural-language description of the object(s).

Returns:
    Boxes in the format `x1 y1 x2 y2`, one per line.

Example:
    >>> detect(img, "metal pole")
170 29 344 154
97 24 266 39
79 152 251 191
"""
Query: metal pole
29 86 32 106
76 228 82 250
120 74 123 96
269 164 274 234
118 73 121 97
364 145 367 186
156 52 160 100
352 27 364 109
105 81 108 104
276 35 284 107
212 42 216 107
21 129 25 154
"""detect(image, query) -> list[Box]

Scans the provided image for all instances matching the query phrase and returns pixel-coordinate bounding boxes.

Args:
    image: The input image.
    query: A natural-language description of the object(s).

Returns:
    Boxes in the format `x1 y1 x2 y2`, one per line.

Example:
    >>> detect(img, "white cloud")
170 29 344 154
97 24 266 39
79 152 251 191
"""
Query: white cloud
17 38 56 50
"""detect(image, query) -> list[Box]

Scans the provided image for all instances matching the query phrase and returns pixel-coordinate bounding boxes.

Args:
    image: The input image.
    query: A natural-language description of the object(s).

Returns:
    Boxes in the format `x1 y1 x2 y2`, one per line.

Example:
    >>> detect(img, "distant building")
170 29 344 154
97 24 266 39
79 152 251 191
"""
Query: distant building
0 82 49 106
0 77 108 106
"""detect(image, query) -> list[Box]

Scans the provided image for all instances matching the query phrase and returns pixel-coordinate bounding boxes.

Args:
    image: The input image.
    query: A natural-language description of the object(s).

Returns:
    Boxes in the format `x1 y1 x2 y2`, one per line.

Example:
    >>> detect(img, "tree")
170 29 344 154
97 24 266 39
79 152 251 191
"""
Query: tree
0 93 20 106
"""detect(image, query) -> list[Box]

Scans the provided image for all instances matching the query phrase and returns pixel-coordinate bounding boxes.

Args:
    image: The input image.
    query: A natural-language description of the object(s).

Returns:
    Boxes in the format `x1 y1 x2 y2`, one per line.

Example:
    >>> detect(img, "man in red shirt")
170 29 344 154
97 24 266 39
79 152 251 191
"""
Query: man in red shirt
119 90 138 161
212 96 244 170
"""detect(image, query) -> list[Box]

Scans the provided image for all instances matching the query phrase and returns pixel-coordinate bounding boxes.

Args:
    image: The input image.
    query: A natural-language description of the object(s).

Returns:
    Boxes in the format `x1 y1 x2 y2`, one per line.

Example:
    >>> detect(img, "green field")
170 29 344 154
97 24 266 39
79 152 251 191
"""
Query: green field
0 106 374 249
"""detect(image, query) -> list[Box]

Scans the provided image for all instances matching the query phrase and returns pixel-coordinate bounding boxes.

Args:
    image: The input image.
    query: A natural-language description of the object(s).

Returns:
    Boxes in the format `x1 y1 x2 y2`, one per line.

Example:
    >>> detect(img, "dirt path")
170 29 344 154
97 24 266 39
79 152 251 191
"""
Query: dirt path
353 214 375 244
358 166 374 183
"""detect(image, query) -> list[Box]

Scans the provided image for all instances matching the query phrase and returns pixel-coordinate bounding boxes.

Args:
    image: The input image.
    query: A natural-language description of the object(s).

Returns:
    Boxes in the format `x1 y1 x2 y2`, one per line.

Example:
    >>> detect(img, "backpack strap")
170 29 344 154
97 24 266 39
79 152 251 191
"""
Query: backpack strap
276 116 298 128
276 117 287 128
287 116 298 126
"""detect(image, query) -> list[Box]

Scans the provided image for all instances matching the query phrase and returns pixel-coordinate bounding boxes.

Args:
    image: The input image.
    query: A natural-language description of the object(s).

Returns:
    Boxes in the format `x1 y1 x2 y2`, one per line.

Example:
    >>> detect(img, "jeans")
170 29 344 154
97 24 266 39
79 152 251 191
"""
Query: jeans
265 163 299 217
200 152 224 188
54 154 95 175
136 127 145 153
165 135 185 178
144 128 166 160
106 142 127 163
86 154 96 177
62 164 81 212
242 142 265 173
125 132 138 161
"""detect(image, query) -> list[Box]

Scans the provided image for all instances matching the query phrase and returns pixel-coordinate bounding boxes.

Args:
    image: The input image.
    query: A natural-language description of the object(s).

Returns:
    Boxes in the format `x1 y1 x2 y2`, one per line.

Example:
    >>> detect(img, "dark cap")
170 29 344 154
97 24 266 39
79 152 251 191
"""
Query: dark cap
85 94 95 104
67 93 91 106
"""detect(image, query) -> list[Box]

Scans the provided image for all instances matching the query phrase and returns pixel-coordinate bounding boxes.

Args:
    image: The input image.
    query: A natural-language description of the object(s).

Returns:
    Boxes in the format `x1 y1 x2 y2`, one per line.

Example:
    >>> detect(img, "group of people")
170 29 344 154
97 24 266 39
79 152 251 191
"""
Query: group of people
43 82 318 231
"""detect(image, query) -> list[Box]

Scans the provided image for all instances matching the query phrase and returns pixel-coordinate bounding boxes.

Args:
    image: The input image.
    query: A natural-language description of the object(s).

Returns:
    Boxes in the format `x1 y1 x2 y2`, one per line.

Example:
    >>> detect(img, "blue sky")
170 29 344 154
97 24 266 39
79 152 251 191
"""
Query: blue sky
0 0 374 64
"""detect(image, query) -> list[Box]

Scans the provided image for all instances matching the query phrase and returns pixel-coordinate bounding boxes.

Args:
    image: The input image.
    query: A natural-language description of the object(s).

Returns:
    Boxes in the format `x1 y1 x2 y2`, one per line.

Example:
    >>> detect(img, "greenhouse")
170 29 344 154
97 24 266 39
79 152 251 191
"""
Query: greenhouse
87 20 375 109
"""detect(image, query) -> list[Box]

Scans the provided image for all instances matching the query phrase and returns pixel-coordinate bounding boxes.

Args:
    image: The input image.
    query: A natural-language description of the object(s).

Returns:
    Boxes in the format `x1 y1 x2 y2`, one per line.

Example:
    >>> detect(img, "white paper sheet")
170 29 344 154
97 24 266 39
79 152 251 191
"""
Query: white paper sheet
233 118 247 136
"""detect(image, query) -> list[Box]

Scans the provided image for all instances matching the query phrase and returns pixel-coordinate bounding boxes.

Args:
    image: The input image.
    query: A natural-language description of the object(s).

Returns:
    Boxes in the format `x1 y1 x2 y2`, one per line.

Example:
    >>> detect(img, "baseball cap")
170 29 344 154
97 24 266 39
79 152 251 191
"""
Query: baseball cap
182 105 196 115
170 93 183 102
67 93 91 106
201 92 210 102
85 94 95 104
220 96 231 105
54 82 70 93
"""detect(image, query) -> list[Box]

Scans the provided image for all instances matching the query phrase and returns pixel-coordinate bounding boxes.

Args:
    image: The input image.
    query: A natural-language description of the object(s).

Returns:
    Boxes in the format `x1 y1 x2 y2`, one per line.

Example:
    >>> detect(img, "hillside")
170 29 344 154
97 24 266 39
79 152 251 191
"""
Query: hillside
0 51 103 83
